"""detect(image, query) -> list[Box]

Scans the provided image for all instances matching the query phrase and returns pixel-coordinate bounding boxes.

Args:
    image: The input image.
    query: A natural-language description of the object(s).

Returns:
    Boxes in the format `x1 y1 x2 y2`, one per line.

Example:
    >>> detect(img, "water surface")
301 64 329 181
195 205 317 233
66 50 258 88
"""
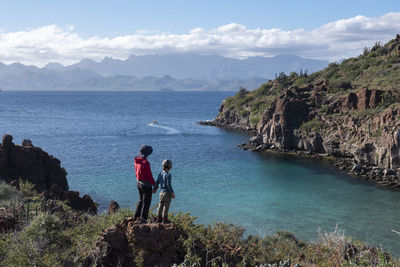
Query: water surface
0 91 399 255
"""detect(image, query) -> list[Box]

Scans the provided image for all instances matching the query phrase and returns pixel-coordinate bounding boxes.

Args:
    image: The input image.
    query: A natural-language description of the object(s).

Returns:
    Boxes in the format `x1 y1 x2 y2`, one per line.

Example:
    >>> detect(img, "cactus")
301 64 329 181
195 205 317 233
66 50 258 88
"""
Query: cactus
26 202 30 221
12 206 16 219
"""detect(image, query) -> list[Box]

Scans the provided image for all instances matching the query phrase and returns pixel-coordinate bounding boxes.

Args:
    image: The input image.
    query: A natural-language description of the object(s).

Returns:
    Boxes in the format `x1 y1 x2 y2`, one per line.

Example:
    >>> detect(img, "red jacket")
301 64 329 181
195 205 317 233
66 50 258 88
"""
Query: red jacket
134 157 155 186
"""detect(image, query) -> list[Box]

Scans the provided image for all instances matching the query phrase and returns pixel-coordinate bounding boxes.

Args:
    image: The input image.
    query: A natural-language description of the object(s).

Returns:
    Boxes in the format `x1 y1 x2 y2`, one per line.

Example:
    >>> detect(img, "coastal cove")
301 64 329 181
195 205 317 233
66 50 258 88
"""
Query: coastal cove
1 90 400 256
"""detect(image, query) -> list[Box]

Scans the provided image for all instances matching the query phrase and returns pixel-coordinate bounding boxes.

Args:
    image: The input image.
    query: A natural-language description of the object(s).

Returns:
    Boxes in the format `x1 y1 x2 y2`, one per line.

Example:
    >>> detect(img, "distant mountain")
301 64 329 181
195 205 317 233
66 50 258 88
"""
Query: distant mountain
62 53 329 79
0 62 267 90
0 53 329 90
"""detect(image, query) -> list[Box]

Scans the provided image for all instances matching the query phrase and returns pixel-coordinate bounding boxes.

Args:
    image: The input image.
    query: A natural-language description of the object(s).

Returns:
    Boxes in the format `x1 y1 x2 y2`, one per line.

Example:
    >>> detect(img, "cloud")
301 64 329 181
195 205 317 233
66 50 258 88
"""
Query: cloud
0 12 399 67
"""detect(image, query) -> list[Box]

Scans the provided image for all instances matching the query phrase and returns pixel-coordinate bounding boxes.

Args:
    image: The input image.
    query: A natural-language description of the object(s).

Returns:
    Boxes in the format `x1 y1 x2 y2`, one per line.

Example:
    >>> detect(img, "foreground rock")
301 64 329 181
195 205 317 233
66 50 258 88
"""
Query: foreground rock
86 217 179 267
0 134 68 192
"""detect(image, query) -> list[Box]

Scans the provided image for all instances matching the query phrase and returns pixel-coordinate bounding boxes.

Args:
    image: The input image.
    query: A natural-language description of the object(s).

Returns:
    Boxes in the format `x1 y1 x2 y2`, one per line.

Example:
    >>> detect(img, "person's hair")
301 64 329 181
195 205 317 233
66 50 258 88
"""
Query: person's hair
162 159 172 171
139 145 153 158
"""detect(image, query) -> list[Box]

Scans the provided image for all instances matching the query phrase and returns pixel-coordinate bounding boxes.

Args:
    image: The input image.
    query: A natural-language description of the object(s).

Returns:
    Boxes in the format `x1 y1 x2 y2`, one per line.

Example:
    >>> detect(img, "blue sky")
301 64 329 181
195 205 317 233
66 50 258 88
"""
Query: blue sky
1 0 399 35
0 0 399 66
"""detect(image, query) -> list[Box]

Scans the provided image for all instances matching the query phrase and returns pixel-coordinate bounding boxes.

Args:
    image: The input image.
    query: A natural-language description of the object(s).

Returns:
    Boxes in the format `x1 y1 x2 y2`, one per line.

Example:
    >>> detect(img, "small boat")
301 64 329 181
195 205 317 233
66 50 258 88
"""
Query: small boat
151 120 158 125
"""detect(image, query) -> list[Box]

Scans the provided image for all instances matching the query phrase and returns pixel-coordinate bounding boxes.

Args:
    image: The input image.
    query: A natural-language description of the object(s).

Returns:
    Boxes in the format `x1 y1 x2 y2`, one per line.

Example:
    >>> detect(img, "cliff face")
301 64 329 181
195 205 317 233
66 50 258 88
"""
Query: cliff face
0 134 68 192
211 35 400 181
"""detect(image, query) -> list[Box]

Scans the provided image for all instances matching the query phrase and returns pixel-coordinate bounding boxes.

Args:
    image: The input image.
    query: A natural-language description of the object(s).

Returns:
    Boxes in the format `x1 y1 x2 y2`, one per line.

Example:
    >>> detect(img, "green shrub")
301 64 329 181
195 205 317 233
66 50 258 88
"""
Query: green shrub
250 114 261 126
0 182 19 200
0 182 22 208
65 208 136 262
299 119 326 133
239 109 250 117
2 213 67 267
19 178 36 198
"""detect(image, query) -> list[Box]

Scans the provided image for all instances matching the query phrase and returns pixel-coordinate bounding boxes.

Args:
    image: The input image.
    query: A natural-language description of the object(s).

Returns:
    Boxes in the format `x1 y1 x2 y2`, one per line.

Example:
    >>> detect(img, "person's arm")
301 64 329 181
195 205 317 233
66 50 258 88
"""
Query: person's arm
145 161 155 186
167 173 175 198
153 174 160 193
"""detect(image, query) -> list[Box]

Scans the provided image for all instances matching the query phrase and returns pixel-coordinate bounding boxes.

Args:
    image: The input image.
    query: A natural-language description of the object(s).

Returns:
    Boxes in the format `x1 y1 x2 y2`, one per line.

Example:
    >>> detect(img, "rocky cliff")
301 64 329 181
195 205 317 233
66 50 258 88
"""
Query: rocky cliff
0 134 68 192
203 35 400 186
0 134 97 213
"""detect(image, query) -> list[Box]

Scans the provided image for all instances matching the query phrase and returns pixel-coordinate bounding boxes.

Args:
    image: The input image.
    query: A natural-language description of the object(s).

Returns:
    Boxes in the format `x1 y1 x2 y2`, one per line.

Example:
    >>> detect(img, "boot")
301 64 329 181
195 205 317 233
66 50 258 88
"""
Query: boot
156 217 162 223
163 217 171 224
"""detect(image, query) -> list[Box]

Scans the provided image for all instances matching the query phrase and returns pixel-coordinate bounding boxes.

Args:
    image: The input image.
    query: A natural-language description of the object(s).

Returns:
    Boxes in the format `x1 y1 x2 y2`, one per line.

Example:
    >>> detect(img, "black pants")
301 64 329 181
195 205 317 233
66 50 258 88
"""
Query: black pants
134 183 152 220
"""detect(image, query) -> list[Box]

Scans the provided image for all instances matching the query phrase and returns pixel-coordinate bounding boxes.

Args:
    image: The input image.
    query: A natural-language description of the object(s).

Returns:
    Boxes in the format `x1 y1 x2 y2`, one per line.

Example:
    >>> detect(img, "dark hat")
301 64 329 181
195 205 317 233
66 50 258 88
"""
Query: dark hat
139 145 153 158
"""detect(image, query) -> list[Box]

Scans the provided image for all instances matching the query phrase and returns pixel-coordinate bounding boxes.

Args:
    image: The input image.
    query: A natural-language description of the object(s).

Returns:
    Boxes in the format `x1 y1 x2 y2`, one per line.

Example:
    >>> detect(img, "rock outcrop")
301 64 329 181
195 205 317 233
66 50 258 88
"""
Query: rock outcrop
205 36 400 186
48 185 97 214
0 134 68 192
0 135 97 214
86 218 179 267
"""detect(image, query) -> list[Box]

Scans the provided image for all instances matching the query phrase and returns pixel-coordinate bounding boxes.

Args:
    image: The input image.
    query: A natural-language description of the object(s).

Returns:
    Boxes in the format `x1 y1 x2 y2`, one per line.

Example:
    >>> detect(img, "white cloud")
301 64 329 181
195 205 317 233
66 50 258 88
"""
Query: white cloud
0 12 399 67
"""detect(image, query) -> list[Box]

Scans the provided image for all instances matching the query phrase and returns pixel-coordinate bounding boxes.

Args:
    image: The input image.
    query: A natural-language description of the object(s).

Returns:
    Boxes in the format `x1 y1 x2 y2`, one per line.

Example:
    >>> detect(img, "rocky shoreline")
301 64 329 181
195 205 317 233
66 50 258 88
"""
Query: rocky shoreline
199 120 400 190
198 36 400 191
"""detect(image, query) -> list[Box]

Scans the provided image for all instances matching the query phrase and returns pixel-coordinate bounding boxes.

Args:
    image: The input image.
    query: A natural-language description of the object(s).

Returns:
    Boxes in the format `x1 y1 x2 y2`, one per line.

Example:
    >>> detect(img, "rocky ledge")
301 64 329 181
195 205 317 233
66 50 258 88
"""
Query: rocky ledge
85 217 180 267
0 134 97 214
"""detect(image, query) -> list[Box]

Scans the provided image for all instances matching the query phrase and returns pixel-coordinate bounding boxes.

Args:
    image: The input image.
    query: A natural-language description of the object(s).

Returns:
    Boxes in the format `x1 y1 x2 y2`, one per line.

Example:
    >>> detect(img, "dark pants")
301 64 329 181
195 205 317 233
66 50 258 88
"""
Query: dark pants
134 183 152 220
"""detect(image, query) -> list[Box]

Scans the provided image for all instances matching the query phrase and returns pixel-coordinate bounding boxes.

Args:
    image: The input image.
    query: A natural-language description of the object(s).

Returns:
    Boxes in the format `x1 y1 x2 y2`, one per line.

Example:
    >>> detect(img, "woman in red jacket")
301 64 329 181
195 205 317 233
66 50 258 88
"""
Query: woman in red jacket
133 145 155 221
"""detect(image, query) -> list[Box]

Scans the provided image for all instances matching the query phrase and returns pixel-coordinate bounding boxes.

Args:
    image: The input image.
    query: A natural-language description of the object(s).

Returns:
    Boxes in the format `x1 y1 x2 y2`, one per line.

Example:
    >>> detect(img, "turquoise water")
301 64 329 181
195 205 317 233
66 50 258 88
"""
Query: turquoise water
0 91 399 255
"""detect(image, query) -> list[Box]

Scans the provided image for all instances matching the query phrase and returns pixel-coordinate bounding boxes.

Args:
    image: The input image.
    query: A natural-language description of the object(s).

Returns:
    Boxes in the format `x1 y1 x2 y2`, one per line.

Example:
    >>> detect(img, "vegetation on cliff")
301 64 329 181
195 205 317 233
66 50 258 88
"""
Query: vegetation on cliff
224 35 400 127
213 35 400 184
0 180 397 266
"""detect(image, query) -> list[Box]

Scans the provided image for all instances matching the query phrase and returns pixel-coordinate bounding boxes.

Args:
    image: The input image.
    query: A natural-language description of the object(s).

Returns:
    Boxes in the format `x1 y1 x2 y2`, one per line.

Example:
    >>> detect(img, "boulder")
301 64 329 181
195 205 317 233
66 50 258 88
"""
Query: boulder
87 218 179 267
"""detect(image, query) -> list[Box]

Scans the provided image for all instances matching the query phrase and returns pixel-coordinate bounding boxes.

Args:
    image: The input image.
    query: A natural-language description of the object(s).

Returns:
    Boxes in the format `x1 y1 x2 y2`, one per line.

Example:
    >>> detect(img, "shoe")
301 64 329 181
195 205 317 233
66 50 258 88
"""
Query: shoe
163 217 171 223
156 217 162 223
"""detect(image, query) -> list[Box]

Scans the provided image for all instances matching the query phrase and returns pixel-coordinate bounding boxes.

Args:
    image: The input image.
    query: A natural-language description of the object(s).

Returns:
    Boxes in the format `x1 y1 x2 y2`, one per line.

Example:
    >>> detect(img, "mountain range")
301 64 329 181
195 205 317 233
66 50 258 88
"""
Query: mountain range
0 54 329 90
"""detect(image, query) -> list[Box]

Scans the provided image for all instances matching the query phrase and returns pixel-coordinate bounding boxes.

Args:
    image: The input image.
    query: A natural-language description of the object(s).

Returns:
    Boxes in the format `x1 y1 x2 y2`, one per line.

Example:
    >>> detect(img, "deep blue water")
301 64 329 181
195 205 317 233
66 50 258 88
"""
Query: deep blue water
1 91 400 255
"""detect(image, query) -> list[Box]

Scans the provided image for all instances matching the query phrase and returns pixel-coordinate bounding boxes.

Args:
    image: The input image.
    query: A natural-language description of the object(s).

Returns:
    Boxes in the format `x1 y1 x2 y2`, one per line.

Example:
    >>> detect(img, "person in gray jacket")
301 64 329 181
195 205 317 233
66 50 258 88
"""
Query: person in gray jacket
153 159 175 223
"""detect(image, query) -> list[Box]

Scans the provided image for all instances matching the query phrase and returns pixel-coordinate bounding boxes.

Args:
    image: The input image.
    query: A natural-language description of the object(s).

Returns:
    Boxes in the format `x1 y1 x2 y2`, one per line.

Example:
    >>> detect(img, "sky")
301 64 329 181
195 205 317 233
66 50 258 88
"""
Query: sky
0 0 399 66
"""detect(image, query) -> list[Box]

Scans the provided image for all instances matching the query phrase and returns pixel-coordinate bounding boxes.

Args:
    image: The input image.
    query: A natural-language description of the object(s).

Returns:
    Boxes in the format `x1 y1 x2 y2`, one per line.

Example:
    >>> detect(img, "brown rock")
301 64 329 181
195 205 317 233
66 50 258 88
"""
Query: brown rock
259 88 310 149
0 134 68 192
1 134 14 147
356 89 384 110
88 218 179 267
50 185 97 214
343 93 358 110
21 139 33 147
108 200 120 215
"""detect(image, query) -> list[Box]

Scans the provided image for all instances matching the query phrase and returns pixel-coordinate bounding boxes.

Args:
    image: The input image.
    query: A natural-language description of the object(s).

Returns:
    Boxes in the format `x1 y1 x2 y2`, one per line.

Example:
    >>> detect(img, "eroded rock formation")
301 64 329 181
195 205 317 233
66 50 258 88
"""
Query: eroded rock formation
0 134 68 192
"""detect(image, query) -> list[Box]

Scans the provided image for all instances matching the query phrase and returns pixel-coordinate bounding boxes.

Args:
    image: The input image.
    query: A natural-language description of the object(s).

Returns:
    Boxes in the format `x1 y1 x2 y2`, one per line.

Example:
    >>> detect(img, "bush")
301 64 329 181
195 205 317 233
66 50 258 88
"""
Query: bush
66 208 136 262
299 119 326 133
19 178 36 198
2 213 68 267
239 109 250 117
0 182 19 200
0 182 21 208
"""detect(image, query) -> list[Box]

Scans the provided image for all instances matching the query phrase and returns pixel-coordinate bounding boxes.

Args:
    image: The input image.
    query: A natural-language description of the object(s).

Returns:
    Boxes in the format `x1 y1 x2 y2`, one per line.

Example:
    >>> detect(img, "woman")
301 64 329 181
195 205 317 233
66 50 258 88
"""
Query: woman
133 145 155 221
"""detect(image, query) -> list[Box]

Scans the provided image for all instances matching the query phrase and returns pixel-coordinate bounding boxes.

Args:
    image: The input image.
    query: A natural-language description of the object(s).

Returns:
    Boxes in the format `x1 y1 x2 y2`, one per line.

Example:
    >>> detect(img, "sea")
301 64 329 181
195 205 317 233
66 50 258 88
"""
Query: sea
1 90 399 256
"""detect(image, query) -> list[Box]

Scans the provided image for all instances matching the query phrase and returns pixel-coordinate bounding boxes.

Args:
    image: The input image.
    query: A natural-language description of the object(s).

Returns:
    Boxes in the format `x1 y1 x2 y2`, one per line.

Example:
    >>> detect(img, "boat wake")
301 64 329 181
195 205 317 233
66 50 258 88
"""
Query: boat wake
146 123 181 134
